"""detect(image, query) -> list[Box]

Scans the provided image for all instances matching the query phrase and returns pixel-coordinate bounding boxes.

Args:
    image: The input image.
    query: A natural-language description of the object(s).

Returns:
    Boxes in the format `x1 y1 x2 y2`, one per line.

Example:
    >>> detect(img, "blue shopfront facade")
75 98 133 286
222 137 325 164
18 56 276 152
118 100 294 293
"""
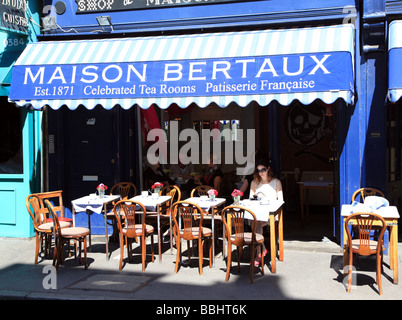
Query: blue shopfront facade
7 0 397 244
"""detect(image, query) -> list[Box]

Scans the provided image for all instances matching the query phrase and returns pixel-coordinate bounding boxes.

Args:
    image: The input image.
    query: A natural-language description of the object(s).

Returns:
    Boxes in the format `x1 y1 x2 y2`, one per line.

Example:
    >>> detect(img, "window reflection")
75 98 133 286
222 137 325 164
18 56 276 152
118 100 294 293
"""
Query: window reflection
0 98 23 174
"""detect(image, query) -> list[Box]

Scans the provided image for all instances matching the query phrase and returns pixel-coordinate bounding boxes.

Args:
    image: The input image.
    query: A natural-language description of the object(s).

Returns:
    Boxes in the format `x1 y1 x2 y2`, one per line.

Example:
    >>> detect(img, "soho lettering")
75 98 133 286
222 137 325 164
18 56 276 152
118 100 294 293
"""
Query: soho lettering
22 55 331 86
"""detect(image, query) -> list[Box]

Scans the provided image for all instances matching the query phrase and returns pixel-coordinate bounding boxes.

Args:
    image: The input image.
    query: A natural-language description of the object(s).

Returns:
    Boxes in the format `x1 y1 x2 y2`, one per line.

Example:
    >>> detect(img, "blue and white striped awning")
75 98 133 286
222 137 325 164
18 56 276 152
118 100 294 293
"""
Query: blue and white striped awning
9 24 355 110
388 20 402 103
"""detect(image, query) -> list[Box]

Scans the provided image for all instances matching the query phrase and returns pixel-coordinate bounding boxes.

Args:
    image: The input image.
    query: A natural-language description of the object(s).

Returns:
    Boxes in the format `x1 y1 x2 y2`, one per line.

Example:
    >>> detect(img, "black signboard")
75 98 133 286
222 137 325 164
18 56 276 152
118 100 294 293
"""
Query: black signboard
0 1 28 34
76 0 248 13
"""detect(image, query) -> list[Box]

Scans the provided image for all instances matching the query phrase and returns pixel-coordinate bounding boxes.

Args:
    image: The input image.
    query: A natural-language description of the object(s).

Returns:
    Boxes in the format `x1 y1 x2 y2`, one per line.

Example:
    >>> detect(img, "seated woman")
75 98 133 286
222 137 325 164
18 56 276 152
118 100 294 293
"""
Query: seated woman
249 158 283 266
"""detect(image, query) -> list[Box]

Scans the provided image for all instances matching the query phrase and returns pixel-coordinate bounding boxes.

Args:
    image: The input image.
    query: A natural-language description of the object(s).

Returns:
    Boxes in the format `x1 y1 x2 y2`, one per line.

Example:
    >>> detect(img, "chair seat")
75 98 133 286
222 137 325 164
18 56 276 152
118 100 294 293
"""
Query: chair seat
60 227 90 238
38 221 71 231
230 232 264 245
351 239 381 252
179 227 212 238
122 224 154 236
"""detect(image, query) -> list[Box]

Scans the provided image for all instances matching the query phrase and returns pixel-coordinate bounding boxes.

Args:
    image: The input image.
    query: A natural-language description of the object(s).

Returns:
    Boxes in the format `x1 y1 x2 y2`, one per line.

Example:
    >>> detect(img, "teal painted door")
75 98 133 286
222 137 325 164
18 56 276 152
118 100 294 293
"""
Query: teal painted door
0 99 40 237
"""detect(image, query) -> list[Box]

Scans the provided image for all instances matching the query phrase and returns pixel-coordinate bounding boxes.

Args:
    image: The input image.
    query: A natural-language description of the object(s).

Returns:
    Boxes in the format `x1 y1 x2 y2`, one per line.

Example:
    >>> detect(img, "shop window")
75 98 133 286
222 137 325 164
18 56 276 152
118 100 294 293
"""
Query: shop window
193 119 240 141
0 98 23 174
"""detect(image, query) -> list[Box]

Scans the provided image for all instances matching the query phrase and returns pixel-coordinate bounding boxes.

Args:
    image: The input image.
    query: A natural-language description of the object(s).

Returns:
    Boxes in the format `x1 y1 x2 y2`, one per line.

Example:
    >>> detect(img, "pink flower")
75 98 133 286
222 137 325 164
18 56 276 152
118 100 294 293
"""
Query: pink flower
207 189 218 196
231 189 243 197
97 183 108 190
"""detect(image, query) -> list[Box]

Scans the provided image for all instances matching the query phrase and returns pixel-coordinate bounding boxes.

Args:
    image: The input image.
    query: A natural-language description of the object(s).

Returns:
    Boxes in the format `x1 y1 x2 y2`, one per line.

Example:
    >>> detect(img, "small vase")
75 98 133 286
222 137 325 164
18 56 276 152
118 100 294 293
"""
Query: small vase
98 189 105 198
234 196 240 206
209 194 215 201
152 189 161 198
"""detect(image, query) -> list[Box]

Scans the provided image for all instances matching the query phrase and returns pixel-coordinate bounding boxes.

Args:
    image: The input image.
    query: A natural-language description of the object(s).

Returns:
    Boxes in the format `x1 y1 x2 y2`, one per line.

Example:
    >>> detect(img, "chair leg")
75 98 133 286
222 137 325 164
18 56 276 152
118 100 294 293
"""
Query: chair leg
260 244 265 275
377 252 383 295
225 243 232 282
209 237 212 268
175 237 181 273
187 240 191 267
141 235 146 272
83 236 88 270
198 238 203 275
152 234 155 262
35 233 41 264
250 244 255 284
347 251 353 293
119 235 124 271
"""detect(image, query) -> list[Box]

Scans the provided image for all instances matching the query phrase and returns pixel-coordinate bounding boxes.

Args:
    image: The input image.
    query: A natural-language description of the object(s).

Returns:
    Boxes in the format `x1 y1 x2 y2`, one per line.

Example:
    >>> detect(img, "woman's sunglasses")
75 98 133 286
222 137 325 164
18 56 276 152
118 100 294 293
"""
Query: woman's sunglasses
256 168 267 173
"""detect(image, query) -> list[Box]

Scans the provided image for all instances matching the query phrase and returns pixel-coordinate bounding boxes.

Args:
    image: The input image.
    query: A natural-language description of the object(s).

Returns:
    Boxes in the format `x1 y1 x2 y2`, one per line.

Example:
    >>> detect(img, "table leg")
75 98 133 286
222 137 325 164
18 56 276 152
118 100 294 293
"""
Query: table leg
269 213 276 273
211 208 215 268
343 218 348 275
157 205 162 263
103 203 109 260
278 208 284 261
391 224 399 284
87 210 92 251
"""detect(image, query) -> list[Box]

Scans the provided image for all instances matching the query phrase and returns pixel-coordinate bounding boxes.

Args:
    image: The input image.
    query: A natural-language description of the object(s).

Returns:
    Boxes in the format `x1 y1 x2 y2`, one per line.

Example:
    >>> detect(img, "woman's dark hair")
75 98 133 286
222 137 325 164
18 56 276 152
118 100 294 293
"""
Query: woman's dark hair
253 158 274 183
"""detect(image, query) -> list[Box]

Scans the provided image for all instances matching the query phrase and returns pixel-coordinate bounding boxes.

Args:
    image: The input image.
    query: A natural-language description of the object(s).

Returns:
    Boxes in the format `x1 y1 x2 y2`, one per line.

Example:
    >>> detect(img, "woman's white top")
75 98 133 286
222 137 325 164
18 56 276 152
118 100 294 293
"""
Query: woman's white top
250 178 283 202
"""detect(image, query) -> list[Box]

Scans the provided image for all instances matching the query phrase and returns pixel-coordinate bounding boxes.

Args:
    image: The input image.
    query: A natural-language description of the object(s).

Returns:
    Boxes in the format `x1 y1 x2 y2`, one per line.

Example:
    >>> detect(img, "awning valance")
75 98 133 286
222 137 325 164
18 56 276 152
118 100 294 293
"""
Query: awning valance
9 24 355 110
388 20 402 103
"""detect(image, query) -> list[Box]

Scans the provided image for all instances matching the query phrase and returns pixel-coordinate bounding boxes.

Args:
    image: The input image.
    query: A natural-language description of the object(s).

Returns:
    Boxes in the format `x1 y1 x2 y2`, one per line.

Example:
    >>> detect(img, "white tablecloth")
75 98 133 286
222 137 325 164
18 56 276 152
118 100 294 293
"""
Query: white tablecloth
237 200 284 221
72 195 120 214
184 197 226 211
130 195 171 211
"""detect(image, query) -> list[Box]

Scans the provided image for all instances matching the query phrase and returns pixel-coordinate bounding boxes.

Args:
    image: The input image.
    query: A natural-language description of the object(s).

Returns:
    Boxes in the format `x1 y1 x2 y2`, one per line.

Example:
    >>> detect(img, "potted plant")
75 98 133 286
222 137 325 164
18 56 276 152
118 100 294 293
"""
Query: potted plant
231 189 243 205
207 189 218 201
97 183 108 198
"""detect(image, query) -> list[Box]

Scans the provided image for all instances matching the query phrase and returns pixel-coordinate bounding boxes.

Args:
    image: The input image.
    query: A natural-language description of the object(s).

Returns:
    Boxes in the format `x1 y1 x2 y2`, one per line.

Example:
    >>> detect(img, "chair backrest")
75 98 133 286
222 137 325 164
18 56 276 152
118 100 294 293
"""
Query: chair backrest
110 182 137 200
351 188 385 203
171 201 205 240
34 190 65 219
26 194 45 230
190 185 213 197
160 185 181 202
345 212 387 256
43 199 61 239
113 200 146 238
221 205 258 247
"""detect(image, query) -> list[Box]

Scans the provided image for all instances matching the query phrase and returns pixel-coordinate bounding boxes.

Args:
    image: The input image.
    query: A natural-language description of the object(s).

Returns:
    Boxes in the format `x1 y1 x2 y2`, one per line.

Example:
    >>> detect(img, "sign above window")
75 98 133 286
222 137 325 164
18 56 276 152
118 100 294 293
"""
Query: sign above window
75 0 258 13
0 0 29 34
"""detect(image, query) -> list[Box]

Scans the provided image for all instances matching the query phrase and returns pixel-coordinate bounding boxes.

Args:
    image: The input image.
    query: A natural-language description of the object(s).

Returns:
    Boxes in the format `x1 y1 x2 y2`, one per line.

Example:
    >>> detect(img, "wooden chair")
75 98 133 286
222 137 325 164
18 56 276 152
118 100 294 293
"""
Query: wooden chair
113 200 155 271
26 194 72 264
155 185 182 248
351 188 385 203
34 190 73 224
221 205 265 283
171 201 212 275
344 212 387 295
44 200 90 270
190 185 213 197
107 182 137 241
190 185 222 249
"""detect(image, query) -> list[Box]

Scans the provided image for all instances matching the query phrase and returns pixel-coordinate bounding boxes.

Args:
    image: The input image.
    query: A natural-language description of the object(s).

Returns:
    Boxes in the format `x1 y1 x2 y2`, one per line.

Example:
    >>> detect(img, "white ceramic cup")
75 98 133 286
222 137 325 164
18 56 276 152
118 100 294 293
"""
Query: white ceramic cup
200 195 208 201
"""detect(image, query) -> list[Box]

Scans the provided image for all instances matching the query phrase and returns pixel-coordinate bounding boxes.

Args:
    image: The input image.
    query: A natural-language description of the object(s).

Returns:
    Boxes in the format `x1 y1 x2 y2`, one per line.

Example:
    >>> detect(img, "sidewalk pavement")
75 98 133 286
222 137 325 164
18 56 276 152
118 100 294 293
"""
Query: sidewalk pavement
0 236 400 301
